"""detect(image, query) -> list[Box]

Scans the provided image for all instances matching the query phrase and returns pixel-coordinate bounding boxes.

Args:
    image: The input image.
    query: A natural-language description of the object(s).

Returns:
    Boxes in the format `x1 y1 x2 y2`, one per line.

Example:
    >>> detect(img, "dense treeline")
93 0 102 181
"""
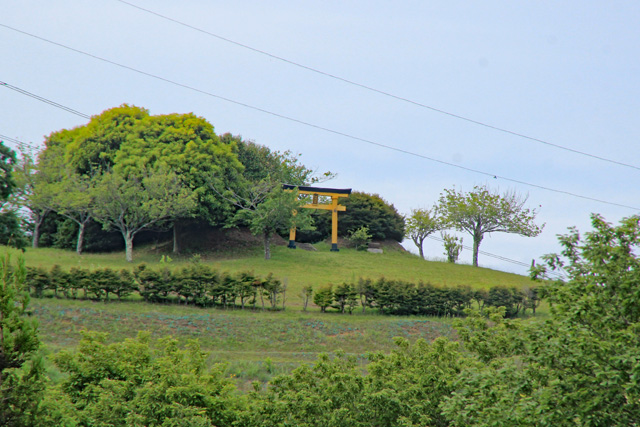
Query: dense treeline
1 106 405 261
3 104 544 267
25 263 538 318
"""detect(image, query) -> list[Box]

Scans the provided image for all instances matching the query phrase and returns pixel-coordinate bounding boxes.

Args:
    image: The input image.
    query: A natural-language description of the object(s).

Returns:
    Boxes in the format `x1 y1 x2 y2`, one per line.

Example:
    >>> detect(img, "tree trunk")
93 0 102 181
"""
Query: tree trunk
263 232 271 260
32 221 40 248
282 281 286 310
173 222 180 254
472 233 483 267
418 241 425 259
76 222 86 255
124 231 134 262
32 209 49 248
259 286 265 309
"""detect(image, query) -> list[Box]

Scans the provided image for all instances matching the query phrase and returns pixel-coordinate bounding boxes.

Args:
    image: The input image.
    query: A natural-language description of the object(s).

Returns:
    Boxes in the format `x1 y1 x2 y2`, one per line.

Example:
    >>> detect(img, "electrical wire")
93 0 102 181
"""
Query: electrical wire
0 133 41 152
1 23 638 211
114 0 640 172
426 234 564 279
0 81 90 119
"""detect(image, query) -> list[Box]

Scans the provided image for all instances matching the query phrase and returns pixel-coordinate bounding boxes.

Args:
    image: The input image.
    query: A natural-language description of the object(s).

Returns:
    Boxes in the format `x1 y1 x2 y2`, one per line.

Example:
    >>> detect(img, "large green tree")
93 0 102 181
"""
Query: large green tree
438 185 543 267
114 114 244 252
91 166 197 262
35 106 244 254
233 186 313 260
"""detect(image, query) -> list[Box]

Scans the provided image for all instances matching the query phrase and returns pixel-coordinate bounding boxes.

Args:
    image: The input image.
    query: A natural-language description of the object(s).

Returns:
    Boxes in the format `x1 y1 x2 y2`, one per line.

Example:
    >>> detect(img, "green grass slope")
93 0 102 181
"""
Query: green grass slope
3 241 538 387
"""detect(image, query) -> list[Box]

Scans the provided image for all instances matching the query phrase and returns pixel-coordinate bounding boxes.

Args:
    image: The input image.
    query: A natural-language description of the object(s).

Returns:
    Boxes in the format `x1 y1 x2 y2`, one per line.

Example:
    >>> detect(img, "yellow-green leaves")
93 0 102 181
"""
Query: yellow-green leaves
438 185 543 266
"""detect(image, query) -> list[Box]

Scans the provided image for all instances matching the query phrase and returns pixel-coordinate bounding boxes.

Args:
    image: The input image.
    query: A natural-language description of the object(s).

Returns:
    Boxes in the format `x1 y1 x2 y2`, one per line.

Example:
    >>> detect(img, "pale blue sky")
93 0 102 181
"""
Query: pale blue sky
2 1 639 274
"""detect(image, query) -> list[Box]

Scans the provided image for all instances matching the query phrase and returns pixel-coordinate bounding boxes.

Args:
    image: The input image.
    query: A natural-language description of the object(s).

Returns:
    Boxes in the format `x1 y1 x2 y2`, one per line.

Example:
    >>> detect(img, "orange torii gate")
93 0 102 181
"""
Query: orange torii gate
283 184 352 252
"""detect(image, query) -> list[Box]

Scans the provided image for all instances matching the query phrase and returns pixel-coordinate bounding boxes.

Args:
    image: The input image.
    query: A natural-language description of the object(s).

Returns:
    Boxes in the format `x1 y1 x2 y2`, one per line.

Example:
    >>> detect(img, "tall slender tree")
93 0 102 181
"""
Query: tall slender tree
10 149 50 248
405 207 444 259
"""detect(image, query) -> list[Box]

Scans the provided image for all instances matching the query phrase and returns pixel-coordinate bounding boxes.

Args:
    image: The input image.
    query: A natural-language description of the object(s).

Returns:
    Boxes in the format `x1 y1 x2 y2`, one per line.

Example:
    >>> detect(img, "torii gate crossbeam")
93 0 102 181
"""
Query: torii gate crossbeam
283 184 352 251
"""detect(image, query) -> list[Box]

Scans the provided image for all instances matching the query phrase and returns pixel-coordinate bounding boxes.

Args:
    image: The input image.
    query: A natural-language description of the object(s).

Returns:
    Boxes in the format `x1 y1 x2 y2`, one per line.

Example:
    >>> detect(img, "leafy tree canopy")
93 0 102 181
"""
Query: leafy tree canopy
91 165 197 262
438 185 543 266
339 191 405 242
114 113 243 225
55 104 149 175
406 207 444 259
223 133 334 187
39 106 243 227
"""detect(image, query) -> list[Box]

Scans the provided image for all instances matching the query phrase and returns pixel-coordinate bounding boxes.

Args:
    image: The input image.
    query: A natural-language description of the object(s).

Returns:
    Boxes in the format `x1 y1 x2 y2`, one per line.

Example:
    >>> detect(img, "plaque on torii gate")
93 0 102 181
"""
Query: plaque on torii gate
283 184 352 252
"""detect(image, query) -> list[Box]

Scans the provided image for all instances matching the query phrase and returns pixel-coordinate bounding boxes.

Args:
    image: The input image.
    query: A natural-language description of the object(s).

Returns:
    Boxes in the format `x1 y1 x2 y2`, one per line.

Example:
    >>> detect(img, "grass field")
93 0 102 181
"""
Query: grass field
32 297 458 387
3 241 540 387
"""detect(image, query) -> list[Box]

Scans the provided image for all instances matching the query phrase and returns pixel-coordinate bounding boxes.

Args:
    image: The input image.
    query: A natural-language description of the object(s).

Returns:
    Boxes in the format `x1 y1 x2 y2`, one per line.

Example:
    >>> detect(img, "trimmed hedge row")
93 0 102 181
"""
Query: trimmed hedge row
314 278 541 318
25 263 285 310
25 265 540 317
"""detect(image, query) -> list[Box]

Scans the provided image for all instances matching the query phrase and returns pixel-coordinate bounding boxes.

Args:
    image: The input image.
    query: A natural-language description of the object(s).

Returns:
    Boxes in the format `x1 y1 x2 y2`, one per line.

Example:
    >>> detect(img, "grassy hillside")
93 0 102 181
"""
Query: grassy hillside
32 297 457 387
3 241 539 387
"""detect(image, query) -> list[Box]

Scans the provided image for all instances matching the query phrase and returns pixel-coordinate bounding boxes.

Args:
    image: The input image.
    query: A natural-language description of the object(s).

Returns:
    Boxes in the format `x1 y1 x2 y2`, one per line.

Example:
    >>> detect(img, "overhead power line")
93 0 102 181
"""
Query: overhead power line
426 235 564 279
1 23 638 211
1 81 90 119
0 133 41 152
114 0 640 172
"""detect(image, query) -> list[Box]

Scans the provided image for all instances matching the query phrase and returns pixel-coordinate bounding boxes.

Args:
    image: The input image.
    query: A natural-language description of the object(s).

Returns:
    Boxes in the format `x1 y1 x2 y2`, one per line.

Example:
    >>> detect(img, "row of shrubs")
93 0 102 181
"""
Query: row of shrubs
26 262 285 310
25 264 540 317
307 278 541 318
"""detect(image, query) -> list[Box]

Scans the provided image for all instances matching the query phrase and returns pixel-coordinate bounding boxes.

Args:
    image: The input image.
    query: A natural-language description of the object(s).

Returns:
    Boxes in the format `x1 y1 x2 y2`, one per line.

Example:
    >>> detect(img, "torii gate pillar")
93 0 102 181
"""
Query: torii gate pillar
283 185 352 251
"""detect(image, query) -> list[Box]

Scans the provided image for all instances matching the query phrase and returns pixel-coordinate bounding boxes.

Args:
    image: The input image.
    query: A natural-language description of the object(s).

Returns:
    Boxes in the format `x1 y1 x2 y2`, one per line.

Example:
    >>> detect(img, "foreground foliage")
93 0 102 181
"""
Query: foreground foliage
52 332 240 427
0 255 45 426
443 213 640 426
